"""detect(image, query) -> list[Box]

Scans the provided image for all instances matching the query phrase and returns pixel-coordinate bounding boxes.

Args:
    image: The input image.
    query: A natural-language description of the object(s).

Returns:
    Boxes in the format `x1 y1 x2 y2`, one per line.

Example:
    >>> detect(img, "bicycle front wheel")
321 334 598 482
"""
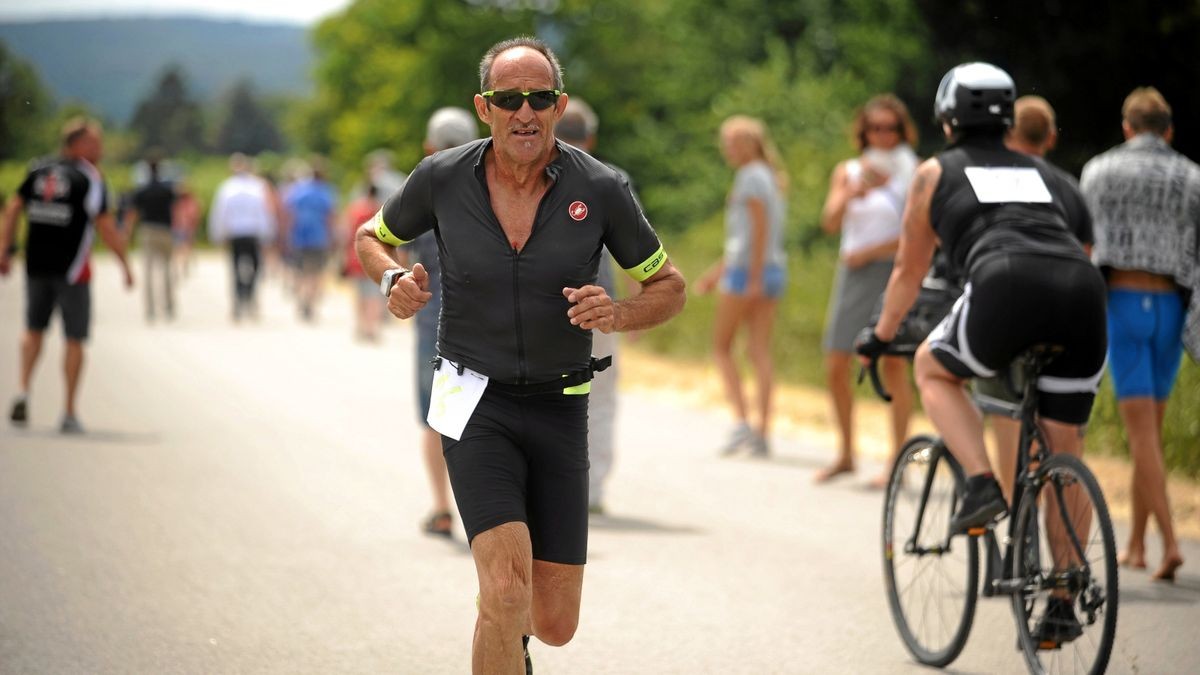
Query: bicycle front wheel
1011 453 1118 675
882 435 978 667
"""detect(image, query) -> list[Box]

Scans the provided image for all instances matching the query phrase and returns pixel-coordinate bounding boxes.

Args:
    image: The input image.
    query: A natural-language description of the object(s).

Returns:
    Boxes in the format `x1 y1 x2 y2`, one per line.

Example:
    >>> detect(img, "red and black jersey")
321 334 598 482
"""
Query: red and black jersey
17 157 108 283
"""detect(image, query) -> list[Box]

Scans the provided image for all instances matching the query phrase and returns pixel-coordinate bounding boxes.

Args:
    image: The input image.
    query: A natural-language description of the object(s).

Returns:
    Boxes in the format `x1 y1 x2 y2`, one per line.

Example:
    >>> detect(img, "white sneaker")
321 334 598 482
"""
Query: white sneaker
720 422 754 456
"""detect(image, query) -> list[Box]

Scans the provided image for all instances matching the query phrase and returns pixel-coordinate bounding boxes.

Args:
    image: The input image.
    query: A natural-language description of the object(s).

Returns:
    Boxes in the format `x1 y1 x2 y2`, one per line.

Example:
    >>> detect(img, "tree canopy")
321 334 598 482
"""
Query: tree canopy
0 40 55 162
129 65 206 155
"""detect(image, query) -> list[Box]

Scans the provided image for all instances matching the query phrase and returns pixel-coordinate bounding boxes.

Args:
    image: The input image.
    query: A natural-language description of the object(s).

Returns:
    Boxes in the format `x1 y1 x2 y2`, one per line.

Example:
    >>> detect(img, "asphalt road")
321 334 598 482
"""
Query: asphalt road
1 253 1198 674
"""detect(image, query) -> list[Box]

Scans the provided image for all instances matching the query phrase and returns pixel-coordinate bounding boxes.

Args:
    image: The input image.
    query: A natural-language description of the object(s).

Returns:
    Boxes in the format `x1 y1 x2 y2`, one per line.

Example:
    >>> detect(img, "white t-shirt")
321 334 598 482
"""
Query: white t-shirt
839 145 918 256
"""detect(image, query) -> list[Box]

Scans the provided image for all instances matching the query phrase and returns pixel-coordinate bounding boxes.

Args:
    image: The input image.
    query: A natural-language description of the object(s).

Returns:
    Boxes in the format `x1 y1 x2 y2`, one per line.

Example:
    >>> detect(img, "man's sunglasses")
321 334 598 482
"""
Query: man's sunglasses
481 89 562 111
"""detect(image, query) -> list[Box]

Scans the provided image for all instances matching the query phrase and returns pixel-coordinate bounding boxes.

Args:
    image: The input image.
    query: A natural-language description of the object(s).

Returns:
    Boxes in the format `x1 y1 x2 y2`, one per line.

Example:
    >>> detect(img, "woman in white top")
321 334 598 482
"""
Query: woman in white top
816 95 918 487
696 116 788 456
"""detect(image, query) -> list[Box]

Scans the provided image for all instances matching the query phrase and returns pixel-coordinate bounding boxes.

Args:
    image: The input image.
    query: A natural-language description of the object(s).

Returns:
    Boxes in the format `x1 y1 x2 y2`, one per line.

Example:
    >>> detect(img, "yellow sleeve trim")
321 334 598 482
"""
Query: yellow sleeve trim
623 246 666 282
373 209 408 246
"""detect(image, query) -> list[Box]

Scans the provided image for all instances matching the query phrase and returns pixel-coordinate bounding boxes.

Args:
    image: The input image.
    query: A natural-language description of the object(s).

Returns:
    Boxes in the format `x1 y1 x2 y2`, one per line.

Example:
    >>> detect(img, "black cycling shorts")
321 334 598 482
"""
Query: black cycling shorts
442 387 590 565
927 254 1107 425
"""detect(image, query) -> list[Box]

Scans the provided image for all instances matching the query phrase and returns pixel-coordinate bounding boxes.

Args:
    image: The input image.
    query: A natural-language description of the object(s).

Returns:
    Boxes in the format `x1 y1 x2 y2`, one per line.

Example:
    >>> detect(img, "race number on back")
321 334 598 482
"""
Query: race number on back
964 167 1053 204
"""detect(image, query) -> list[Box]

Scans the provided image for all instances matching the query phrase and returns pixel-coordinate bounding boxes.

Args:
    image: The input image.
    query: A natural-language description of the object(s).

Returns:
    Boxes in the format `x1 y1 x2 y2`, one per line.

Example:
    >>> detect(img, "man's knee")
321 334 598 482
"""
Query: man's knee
533 612 578 647
913 344 950 388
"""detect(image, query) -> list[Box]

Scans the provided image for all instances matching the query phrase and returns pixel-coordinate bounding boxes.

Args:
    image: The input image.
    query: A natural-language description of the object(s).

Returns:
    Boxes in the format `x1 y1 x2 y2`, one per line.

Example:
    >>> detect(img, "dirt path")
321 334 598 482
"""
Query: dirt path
619 346 1200 540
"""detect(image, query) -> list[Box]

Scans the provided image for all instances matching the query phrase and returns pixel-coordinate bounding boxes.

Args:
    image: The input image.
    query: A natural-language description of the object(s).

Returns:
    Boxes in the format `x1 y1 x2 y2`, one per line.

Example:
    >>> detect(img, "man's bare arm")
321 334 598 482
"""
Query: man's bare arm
95 211 134 287
0 196 25 275
355 221 402 284
873 158 941 342
615 261 687 331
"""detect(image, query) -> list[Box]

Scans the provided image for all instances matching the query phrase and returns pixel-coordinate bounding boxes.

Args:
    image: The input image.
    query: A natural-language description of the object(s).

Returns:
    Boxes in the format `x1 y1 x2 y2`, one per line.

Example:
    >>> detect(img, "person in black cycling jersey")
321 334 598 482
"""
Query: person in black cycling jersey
857 62 1106 535
355 37 686 673
858 63 1107 647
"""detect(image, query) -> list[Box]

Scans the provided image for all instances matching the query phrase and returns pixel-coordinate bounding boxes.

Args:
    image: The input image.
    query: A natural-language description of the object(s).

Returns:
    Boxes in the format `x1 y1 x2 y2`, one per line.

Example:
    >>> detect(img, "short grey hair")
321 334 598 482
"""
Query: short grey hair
478 36 564 92
556 97 598 143
426 107 480 151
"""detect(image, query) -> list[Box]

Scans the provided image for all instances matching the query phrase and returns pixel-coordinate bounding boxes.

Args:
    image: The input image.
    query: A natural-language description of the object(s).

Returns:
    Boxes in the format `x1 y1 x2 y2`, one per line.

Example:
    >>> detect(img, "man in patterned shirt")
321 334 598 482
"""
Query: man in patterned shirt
1081 86 1200 582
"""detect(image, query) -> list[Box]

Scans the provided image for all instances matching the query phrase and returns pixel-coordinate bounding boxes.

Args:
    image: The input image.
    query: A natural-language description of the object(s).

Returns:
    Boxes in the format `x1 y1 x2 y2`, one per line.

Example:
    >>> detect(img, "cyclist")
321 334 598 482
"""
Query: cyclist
856 63 1106 640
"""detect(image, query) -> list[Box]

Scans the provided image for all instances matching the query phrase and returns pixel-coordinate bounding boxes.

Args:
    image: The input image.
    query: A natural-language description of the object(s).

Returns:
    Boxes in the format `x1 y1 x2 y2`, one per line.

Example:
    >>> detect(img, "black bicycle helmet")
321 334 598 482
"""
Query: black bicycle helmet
934 62 1015 131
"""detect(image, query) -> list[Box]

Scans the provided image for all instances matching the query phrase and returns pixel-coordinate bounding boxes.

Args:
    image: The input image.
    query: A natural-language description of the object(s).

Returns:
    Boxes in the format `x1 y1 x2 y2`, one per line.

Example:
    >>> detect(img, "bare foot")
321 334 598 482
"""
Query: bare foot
1118 549 1147 570
866 472 891 490
815 461 855 484
1152 553 1184 582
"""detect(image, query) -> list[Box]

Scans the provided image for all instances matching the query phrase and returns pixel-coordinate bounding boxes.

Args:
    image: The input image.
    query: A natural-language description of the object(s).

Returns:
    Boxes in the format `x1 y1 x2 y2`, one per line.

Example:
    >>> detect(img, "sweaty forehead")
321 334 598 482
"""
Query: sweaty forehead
490 47 555 89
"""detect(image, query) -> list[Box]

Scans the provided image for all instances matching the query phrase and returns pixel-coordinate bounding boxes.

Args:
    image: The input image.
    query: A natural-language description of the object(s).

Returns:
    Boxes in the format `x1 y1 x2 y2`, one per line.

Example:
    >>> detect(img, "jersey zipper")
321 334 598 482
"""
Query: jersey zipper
511 245 527 383
511 180 557 384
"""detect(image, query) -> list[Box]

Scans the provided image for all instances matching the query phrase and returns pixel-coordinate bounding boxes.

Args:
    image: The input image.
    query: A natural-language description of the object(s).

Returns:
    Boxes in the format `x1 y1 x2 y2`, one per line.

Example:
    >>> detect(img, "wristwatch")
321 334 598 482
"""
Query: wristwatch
380 268 409 297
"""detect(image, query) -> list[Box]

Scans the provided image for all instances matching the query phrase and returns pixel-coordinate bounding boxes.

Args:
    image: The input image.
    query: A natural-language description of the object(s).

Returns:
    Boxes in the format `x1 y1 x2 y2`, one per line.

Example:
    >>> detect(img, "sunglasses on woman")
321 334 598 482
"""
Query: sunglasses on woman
481 89 562 111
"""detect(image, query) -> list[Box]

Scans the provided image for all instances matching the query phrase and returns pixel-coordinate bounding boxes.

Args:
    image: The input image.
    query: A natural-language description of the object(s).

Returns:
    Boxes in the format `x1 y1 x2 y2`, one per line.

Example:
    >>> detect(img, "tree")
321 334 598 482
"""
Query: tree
213 79 286 155
914 0 1200 170
304 0 539 171
0 40 55 161
128 65 206 155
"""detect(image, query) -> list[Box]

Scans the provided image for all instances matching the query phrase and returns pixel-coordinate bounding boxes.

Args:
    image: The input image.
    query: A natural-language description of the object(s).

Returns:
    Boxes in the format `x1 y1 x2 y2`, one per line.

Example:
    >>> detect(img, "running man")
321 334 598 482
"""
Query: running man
356 37 686 673
1 117 134 432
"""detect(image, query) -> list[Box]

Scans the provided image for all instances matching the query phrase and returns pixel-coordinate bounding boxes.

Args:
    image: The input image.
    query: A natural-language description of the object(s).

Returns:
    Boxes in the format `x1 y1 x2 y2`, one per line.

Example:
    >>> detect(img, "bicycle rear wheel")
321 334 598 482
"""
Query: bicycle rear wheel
882 435 978 667
1011 453 1118 675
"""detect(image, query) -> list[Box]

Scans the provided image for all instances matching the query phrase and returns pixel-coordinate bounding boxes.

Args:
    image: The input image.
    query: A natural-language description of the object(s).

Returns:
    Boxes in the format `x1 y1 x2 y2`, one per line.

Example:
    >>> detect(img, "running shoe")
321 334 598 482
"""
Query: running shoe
720 422 754 456
523 635 533 674
60 415 85 434
949 474 1007 534
748 434 770 458
10 395 27 426
1030 596 1084 648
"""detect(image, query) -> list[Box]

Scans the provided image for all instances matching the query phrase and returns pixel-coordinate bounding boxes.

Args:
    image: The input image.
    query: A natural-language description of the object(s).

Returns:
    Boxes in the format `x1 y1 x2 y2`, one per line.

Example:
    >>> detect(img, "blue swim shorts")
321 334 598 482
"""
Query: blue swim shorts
1107 289 1184 401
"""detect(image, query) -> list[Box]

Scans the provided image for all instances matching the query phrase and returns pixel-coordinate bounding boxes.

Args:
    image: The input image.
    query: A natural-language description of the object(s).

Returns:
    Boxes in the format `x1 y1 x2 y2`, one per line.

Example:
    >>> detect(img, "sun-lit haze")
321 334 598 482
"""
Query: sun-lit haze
0 0 354 25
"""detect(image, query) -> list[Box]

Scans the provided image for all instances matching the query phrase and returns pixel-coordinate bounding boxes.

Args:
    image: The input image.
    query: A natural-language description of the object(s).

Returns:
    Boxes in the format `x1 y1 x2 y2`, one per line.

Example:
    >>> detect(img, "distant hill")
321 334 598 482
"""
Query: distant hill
0 17 312 123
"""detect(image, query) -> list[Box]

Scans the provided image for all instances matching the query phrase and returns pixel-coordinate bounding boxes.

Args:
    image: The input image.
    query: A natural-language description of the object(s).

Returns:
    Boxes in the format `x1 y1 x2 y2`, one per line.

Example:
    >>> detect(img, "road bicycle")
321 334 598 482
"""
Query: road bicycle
862 344 1118 674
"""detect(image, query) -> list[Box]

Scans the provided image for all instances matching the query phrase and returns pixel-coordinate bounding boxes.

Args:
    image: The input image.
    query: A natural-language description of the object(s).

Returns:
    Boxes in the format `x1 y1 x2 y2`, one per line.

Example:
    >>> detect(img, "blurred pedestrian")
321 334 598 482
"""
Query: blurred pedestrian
341 182 385 341
556 96 633 514
395 107 479 537
208 153 276 321
124 149 178 322
696 116 788 458
1081 86 1199 582
171 180 201 278
816 95 918 486
981 95 1095 503
0 117 134 433
283 158 337 322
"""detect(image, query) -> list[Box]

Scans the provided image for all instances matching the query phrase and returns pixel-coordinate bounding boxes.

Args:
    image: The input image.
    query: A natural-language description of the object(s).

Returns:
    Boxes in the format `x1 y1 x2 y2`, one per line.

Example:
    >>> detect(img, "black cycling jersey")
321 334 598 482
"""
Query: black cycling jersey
931 135 1090 279
376 139 666 385
17 157 108 281
131 179 176 227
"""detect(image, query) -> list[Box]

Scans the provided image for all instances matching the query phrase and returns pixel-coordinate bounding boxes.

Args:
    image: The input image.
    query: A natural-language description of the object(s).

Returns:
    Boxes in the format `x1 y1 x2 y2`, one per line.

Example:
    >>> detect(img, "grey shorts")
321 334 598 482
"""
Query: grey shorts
823 259 893 352
415 328 437 426
27 276 90 340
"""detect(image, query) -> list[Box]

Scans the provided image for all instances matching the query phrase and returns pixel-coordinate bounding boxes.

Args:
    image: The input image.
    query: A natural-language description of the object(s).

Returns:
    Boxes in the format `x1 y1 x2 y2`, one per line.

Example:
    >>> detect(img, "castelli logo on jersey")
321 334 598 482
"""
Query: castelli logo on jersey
568 201 588 221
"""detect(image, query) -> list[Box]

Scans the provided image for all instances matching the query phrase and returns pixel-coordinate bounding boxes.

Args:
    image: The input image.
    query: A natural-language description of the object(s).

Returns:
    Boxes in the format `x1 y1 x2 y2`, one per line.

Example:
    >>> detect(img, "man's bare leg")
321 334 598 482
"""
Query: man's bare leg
64 339 84 418
19 330 44 394
472 523 533 674
1119 397 1183 580
471 522 585 673
913 344 989 476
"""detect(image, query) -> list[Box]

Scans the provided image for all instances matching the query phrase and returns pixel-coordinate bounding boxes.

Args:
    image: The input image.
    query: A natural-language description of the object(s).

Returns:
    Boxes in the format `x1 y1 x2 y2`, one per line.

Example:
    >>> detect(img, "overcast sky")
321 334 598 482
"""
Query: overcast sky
0 0 354 25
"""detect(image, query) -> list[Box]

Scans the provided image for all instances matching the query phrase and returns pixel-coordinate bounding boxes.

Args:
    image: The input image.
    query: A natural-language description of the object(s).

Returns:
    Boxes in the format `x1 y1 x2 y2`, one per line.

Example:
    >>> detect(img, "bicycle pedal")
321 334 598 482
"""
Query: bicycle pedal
967 526 988 536
1039 640 1061 651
